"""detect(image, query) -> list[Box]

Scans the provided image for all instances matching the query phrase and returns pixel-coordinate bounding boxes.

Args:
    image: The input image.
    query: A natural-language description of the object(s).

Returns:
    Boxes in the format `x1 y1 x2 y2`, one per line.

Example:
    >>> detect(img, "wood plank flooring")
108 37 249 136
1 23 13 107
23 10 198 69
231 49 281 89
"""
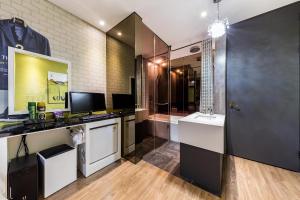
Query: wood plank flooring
44 156 300 200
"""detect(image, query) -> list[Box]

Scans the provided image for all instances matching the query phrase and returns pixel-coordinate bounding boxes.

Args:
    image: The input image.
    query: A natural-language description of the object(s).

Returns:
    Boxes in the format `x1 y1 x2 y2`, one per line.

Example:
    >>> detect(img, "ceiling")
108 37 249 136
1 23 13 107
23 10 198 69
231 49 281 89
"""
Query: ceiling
49 0 297 49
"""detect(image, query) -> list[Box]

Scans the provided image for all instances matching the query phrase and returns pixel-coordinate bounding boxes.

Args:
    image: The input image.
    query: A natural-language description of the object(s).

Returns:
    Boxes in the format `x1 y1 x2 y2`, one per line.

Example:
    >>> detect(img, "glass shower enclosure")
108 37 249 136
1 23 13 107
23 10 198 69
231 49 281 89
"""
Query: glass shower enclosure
106 12 172 170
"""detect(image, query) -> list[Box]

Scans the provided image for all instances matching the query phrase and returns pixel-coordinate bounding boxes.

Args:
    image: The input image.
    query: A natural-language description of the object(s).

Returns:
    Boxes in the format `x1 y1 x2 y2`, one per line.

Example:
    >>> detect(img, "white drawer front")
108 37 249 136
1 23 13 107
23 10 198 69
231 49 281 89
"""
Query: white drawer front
89 124 118 164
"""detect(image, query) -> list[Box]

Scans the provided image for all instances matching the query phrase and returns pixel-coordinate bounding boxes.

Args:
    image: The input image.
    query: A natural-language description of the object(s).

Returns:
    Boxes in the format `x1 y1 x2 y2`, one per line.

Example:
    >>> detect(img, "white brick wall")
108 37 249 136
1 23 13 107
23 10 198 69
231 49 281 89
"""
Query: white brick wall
0 0 106 94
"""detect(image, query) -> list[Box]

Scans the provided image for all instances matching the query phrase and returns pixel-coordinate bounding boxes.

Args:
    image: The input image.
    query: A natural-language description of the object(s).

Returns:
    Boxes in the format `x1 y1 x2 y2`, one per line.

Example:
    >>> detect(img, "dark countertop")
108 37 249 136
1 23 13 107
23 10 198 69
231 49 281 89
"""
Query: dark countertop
0 113 127 138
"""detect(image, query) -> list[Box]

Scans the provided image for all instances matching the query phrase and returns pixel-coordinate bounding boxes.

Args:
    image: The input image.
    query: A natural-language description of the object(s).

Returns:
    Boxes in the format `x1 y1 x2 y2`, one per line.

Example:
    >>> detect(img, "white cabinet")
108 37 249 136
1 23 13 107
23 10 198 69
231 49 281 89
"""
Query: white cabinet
122 115 135 156
38 145 77 198
79 118 121 177
89 124 118 164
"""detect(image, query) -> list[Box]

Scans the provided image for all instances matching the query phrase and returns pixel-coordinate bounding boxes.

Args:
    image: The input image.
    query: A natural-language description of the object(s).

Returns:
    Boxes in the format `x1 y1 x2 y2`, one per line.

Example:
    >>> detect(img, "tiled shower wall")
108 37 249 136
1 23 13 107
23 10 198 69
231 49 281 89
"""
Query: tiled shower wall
200 38 213 113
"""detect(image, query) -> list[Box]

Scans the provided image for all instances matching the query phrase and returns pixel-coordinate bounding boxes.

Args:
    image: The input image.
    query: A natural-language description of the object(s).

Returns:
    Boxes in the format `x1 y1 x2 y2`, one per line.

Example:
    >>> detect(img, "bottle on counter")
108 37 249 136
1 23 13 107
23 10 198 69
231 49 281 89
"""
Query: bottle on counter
28 102 37 120
37 102 46 120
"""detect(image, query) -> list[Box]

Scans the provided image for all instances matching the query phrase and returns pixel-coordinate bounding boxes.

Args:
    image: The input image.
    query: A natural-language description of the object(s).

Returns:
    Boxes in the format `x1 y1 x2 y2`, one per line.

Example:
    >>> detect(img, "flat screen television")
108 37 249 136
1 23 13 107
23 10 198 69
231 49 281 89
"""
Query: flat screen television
112 94 135 110
70 92 106 114
93 93 106 111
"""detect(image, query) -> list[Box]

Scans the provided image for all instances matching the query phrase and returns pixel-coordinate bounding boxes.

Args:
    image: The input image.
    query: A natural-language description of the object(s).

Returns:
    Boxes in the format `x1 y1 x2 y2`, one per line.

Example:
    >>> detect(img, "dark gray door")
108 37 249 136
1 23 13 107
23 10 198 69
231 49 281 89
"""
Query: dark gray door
226 2 300 172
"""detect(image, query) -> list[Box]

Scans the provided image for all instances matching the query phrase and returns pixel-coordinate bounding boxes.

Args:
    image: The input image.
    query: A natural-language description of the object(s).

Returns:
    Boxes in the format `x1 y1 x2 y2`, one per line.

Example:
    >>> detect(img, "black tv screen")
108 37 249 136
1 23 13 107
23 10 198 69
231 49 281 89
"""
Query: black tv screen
70 92 106 114
93 93 106 111
112 94 135 110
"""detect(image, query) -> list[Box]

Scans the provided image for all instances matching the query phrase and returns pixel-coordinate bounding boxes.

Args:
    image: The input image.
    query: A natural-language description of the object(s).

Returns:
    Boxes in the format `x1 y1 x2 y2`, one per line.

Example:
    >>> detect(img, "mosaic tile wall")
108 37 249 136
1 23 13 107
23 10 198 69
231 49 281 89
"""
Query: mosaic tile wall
200 38 214 113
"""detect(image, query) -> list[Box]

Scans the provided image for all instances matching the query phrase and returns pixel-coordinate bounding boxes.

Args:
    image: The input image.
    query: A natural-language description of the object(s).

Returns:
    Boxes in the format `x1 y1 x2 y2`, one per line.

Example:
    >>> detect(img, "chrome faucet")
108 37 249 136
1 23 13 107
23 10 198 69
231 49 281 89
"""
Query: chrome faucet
207 107 214 115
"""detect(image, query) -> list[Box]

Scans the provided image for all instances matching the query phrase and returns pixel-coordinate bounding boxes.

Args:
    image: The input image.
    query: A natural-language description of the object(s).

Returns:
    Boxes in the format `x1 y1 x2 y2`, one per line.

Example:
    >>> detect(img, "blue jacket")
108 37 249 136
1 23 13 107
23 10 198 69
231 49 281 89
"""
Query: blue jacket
0 19 51 90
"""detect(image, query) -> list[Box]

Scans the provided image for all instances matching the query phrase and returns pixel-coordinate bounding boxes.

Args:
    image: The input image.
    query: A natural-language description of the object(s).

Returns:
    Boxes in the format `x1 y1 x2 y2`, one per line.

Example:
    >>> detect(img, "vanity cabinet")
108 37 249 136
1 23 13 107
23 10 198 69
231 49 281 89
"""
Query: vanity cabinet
178 113 225 196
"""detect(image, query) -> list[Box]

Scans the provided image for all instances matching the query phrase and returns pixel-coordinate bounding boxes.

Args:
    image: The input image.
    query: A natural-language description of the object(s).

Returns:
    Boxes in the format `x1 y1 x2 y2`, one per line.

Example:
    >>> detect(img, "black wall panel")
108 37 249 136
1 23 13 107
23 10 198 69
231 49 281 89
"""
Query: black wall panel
226 2 300 171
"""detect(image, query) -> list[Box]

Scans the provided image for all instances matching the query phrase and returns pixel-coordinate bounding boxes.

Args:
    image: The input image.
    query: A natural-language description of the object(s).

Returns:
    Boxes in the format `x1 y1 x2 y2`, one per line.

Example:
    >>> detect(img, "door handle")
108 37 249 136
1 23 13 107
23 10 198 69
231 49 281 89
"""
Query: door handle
229 102 240 111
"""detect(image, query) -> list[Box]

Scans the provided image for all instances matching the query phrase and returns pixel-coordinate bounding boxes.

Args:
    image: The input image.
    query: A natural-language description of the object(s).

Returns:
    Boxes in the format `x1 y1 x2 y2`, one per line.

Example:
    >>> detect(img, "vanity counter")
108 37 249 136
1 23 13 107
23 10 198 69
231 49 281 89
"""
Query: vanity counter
0 113 121 138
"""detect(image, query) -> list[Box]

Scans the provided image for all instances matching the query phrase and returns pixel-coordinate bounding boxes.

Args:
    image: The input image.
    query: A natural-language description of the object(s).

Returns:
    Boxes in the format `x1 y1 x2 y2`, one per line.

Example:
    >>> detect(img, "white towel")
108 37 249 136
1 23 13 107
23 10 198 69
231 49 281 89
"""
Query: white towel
70 127 84 146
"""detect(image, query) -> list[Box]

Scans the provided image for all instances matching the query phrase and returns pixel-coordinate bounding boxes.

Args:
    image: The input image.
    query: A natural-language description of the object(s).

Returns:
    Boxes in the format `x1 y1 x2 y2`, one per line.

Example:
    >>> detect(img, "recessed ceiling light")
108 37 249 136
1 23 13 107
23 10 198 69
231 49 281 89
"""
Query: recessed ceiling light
99 20 105 26
201 11 207 18
117 32 122 36
155 59 162 64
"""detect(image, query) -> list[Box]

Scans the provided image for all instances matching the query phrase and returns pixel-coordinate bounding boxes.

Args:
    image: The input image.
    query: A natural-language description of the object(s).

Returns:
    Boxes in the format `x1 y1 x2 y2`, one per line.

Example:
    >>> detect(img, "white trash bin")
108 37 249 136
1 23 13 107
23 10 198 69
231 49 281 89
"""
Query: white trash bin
38 144 77 198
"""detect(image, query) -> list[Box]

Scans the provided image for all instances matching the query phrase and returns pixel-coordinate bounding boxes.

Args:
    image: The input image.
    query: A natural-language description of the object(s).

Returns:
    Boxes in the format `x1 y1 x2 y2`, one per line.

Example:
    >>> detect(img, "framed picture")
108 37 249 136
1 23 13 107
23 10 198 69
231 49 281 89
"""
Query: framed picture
8 47 71 115
47 71 68 104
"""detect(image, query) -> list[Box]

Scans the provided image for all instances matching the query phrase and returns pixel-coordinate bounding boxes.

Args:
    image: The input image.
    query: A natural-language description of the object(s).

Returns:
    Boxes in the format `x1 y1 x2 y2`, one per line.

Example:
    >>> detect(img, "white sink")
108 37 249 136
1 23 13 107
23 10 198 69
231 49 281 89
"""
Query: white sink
178 112 225 154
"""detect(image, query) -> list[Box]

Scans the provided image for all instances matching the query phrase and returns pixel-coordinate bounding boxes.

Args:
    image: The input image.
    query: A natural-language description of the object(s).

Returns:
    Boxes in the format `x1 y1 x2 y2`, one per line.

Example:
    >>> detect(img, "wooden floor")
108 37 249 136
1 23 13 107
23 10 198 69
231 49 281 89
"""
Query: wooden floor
44 156 300 200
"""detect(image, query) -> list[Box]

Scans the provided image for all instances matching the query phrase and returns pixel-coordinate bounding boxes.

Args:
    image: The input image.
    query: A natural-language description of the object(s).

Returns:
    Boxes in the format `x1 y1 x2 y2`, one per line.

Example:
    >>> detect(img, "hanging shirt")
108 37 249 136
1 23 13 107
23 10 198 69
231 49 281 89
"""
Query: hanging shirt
0 19 51 90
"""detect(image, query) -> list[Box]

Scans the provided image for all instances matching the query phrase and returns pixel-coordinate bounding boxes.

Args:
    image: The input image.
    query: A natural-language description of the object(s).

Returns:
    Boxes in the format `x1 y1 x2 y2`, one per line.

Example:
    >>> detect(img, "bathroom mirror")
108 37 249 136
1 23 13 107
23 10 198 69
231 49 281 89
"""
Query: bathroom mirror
170 53 201 115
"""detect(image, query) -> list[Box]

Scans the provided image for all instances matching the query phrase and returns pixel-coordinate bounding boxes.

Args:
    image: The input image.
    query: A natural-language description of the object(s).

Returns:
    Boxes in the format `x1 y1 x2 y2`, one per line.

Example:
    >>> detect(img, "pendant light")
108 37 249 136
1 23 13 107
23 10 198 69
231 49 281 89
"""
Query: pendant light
208 0 229 38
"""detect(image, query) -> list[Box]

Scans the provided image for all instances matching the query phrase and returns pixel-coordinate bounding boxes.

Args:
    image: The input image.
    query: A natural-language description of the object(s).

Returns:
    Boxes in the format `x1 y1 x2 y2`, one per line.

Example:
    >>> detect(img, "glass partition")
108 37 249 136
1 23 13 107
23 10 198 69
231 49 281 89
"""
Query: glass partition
107 13 172 168
106 13 137 163
134 19 156 162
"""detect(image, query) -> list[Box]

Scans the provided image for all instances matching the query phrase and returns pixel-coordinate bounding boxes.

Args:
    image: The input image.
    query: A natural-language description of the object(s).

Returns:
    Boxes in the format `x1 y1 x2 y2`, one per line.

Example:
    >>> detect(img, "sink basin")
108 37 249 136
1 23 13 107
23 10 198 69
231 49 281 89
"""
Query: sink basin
178 112 225 154
194 114 216 119
180 112 225 127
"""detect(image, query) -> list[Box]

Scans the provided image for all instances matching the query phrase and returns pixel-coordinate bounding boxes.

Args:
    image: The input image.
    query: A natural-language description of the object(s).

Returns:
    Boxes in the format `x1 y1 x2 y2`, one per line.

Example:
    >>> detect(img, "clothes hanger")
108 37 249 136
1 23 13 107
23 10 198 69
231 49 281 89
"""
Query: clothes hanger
10 17 27 27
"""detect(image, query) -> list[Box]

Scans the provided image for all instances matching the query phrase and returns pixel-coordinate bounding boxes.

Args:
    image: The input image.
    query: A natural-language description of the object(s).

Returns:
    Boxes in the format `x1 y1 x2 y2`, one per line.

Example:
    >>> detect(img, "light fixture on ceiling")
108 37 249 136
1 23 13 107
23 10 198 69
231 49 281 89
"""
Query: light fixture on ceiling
155 59 162 64
208 0 229 38
99 20 105 26
117 32 122 36
161 62 167 67
201 11 207 18
190 46 200 53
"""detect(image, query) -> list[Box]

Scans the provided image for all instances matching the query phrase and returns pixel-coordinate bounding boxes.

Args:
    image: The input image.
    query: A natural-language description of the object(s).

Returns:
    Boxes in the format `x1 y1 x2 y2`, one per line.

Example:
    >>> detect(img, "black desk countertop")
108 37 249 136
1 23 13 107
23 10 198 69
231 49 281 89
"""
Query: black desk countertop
0 113 126 138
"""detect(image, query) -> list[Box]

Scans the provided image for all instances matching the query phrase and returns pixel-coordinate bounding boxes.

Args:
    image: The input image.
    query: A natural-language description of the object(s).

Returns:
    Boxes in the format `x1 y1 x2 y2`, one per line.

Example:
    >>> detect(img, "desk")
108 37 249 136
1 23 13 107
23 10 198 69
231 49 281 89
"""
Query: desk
0 115 122 199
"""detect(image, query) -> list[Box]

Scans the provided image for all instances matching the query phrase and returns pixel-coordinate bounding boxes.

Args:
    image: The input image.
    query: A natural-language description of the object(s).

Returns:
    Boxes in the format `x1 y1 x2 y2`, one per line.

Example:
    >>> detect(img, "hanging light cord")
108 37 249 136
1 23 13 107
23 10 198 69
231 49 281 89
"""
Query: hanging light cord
16 135 29 158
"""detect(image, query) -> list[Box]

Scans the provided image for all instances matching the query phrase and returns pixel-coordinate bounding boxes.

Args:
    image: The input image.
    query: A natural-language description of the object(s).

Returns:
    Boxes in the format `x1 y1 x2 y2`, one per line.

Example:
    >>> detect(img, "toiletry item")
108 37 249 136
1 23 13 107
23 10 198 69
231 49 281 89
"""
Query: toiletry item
53 111 64 121
28 102 37 120
37 102 46 120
